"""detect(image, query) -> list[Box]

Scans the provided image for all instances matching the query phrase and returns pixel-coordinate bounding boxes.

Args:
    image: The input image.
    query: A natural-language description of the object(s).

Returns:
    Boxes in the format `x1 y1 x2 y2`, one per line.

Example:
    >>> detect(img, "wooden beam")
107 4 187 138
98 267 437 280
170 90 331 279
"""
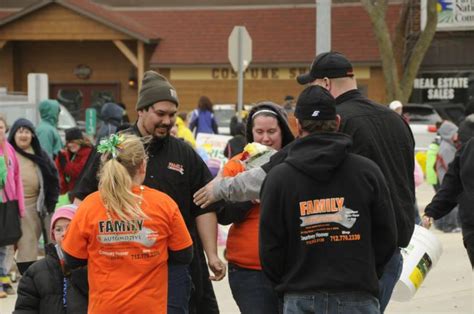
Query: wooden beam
137 41 145 91
113 40 137 67
0 41 7 50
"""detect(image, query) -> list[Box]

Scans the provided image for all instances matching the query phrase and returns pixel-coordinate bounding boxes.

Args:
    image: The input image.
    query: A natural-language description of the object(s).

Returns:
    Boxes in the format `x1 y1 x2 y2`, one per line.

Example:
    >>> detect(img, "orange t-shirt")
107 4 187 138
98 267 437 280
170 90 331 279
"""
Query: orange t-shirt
223 153 261 270
62 186 192 314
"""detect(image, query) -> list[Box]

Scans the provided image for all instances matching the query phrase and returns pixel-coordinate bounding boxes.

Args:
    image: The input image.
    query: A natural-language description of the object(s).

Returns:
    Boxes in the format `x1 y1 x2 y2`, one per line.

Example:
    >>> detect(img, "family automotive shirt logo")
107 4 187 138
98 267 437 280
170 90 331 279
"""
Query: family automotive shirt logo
298 197 361 245
299 197 359 229
97 219 159 247
168 162 184 175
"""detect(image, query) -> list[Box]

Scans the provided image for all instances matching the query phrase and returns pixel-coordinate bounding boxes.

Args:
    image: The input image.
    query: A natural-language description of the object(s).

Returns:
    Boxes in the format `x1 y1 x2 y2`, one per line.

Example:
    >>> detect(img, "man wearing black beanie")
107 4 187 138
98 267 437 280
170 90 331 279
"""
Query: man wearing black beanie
73 71 224 314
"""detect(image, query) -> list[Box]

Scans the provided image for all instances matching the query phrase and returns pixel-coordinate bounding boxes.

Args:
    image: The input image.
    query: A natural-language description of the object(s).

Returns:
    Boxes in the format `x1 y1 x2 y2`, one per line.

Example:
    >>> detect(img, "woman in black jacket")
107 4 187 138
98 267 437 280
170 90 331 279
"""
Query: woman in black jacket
14 205 88 314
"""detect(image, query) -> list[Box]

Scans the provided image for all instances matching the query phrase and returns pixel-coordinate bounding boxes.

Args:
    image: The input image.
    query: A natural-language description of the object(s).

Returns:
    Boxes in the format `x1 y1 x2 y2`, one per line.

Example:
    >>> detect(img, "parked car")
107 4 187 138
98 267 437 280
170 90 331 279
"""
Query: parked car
213 104 253 135
428 102 466 125
0 88 77 143
404 103 466 151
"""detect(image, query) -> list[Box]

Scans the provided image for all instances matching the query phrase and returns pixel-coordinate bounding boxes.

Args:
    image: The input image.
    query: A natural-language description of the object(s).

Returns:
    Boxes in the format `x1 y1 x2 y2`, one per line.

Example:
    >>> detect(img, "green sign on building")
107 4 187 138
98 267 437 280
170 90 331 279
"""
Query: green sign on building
85 108 97 136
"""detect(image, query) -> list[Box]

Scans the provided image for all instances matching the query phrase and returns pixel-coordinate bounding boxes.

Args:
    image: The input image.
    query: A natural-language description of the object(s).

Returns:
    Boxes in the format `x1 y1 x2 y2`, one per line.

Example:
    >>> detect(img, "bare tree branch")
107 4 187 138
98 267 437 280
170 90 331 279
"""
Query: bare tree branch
392 0 409 73
362 0 437 103
399 0 438 103
362 0 401 100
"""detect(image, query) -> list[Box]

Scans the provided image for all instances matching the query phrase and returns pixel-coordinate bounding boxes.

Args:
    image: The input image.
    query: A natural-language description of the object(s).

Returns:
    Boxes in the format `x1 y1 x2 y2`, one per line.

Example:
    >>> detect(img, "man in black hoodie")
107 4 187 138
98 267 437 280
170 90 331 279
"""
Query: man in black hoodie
259 85 397 313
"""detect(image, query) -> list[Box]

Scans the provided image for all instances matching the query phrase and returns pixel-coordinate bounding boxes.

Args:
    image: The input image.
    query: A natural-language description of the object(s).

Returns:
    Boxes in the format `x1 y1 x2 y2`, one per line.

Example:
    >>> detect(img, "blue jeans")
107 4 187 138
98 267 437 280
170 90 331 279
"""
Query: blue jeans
414 201 421 225
168 264 193 314
378 248 403 313
0 246 7 276
283 291 380 314
229 263 280 314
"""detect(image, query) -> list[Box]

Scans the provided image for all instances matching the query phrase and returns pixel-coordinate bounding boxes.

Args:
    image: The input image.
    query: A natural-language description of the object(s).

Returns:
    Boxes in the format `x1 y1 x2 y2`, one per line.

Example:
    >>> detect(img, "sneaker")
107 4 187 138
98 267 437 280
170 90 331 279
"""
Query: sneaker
3 283 15 295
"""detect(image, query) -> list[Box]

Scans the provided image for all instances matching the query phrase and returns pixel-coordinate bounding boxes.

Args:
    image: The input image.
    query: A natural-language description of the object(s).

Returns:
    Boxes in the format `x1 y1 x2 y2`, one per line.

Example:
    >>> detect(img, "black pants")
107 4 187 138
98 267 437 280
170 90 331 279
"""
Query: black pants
189 239 219 314
462 227 474 268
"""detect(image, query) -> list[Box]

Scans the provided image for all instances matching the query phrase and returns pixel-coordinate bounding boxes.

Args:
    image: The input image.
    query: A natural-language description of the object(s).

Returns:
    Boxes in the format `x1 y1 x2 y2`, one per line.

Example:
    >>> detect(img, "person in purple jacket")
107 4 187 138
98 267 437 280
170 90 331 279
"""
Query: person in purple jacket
189 96 219 137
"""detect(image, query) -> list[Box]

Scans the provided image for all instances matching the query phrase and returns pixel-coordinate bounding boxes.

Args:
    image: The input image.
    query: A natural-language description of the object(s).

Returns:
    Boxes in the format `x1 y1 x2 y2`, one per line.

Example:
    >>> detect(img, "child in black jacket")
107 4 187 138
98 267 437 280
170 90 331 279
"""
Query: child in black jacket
14 205 88 314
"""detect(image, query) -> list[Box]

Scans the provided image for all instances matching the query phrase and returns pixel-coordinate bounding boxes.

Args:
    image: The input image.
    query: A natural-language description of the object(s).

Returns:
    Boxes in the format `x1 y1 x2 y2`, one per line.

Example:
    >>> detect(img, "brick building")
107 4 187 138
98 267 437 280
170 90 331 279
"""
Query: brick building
0 0 402 121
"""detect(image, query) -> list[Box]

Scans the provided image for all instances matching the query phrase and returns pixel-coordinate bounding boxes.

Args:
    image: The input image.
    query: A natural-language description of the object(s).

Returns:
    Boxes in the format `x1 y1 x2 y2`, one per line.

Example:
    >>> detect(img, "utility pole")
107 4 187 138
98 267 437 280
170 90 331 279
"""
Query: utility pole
316 0 332 55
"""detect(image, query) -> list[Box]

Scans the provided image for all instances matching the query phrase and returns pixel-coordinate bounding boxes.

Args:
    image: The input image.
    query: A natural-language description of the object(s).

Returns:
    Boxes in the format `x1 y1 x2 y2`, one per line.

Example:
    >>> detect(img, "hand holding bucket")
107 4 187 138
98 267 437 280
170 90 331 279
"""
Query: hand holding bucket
421 214 434 229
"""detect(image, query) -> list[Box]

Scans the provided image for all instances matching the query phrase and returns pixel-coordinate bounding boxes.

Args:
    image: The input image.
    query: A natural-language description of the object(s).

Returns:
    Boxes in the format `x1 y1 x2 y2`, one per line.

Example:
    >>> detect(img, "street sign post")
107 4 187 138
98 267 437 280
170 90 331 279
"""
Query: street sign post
228 26 252 122
316 0 332 55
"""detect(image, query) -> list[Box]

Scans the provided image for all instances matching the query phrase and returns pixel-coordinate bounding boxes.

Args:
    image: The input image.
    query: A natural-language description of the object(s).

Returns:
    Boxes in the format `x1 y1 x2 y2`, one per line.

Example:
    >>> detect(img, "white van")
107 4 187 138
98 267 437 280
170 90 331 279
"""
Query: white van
213 104 253 135
0 78 77 142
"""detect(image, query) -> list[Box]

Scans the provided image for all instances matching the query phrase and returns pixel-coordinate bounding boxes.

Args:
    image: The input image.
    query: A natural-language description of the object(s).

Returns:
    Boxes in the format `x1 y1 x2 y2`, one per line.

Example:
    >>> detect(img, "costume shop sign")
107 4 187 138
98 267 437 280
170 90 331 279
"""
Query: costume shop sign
413 76 469 101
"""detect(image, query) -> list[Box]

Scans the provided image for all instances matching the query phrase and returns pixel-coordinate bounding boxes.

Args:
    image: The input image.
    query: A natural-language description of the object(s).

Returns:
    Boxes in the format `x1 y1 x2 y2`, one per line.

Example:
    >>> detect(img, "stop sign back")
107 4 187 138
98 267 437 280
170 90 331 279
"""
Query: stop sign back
228 26 252 72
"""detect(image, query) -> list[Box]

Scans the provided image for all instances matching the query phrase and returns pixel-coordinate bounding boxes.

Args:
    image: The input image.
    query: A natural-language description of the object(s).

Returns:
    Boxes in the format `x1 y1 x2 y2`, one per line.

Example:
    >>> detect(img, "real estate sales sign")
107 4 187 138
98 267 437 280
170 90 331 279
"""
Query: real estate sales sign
411 73 472 103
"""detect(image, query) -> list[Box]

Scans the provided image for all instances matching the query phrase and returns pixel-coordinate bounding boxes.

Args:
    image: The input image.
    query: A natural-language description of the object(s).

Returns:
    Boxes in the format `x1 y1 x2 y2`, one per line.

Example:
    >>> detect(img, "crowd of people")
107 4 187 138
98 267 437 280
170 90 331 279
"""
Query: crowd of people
0 51 472 314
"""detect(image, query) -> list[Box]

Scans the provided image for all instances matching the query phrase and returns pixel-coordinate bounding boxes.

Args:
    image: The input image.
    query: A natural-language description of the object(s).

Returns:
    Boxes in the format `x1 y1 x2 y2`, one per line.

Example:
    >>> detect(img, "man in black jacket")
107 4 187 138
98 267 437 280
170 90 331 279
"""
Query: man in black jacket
260 85 397 313
423 118 474 267
298 53 414 312
194 52 415 312
73 71 225 314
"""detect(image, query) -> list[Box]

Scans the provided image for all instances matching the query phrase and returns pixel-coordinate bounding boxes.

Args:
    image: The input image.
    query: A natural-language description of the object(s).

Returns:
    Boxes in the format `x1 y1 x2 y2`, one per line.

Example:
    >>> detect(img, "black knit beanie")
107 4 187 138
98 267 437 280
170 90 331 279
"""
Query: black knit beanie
65 127 83 142
136 71 179 111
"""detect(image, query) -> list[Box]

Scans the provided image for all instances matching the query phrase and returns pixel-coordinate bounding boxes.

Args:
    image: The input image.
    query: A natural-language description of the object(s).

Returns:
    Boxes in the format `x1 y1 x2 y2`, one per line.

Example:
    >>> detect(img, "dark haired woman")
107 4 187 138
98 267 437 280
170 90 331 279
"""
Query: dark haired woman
218 102 295 313
8 118 59 275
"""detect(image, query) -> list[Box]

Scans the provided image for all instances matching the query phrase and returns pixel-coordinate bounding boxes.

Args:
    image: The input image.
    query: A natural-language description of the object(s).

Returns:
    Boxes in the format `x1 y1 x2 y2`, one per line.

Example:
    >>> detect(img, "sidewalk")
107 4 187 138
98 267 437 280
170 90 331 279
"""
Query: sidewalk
388 182 472 313
386 230 473 314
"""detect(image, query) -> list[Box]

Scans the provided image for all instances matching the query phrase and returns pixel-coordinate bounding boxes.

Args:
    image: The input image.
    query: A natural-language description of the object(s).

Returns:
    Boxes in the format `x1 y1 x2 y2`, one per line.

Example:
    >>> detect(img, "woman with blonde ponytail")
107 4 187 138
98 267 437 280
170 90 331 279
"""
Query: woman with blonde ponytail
62 134 193 313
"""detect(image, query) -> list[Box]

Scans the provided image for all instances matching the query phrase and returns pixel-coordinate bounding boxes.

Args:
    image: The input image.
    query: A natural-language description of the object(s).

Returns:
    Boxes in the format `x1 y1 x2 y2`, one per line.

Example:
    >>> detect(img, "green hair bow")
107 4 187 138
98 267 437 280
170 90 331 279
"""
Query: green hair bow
97 134 125 159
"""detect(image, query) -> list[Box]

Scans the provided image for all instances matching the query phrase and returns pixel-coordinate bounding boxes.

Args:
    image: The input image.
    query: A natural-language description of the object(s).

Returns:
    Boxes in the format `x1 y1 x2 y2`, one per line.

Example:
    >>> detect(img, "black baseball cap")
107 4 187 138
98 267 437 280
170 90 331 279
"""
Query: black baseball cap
297 51 354 85
295 85 336 121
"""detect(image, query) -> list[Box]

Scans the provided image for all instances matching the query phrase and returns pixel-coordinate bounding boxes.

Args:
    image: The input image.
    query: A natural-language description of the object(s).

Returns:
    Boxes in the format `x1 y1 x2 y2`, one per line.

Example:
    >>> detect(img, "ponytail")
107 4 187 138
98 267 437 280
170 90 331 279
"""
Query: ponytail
97 134 149 221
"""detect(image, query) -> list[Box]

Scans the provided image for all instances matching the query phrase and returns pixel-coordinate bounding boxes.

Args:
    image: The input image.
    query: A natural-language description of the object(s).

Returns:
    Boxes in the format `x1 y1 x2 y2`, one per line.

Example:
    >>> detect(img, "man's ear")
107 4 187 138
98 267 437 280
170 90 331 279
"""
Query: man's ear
324 77 331 91
335 114 341 131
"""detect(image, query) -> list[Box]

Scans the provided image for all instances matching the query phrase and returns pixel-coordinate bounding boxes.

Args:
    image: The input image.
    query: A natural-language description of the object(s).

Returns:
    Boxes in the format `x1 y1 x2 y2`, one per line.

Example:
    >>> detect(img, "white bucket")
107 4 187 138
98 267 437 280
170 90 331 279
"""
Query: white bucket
392 225 443 301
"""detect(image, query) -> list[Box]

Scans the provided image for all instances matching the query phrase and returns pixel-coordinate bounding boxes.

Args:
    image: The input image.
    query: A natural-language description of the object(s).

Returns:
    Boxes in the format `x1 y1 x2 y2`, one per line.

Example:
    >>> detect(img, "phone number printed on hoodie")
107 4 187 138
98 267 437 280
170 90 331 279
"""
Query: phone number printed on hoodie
330 233 361 242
